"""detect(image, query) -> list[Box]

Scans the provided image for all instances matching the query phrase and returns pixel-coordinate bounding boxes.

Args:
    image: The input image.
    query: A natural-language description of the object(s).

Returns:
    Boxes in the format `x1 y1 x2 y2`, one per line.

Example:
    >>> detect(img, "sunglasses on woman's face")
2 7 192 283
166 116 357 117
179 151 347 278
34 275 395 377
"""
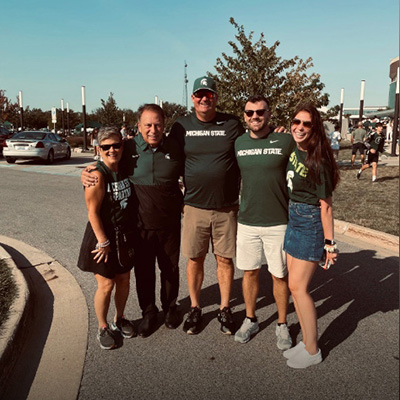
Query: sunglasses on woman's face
244 109 266 117
291 118 312 129
99 142 122 151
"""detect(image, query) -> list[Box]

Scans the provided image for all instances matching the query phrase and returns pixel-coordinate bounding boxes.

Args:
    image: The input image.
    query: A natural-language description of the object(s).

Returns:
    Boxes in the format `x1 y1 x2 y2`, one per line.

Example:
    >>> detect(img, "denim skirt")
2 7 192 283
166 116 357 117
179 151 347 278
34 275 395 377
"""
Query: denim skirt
283 200 324 262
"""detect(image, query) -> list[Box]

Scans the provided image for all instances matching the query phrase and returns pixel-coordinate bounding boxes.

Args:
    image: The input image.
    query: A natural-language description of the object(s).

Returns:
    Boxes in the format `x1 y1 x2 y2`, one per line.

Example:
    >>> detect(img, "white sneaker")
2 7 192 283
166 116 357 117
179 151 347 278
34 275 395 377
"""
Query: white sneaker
276 323 292 350
283 341 305 359
234 318 259 344
287 348 322 369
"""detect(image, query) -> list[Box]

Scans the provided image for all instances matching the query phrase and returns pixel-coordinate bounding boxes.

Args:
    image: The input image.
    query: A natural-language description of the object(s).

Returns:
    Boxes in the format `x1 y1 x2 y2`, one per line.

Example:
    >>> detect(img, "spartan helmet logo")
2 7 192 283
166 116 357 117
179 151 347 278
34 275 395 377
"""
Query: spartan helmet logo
200 78 208 86
286 170 294 192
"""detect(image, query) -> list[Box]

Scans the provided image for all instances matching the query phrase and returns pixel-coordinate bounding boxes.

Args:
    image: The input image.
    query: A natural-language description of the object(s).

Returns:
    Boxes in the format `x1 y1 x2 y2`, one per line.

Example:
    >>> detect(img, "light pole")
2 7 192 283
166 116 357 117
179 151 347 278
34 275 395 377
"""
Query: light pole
359 80 365 123
61 99 65 136
391 67 399 156
81 86 88 150
67 102 70 136
19 91 24 130
339 88 344 132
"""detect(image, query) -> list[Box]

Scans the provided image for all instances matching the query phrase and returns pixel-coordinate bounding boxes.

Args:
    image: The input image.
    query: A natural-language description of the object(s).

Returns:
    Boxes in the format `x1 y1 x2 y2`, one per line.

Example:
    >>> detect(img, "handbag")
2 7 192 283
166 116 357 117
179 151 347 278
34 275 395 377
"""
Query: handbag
108 180 136 268
114 225 135 268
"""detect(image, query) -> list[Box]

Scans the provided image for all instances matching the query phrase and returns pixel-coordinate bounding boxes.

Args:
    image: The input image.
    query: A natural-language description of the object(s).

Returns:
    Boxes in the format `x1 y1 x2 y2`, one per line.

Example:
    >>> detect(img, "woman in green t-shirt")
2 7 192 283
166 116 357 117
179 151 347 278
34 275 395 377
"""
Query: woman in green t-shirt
283 103 340 369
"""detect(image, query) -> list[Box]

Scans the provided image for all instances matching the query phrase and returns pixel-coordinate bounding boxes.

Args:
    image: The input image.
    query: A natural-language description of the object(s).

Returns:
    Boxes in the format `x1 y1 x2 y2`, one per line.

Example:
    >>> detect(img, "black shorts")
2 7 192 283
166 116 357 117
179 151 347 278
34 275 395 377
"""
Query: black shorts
352 142 365 155
367 151 379 165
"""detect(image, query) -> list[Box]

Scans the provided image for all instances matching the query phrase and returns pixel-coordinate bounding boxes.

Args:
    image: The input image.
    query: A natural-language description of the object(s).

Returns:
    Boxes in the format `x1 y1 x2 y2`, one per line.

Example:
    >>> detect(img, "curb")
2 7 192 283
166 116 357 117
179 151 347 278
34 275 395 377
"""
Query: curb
0 247 30 393
0 238 88 400
334 219 399 253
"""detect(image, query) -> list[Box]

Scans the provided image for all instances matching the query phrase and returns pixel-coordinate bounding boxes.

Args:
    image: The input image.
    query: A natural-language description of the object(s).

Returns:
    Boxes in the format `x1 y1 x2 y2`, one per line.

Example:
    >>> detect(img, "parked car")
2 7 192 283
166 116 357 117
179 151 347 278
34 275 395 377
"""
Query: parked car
0 126 14 156
3 131 71 164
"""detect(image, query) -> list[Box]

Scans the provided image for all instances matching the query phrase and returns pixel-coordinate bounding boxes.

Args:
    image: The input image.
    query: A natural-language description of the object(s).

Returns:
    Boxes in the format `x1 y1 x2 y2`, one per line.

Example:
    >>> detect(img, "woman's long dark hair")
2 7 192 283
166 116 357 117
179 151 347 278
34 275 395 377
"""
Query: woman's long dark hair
292 102 340 190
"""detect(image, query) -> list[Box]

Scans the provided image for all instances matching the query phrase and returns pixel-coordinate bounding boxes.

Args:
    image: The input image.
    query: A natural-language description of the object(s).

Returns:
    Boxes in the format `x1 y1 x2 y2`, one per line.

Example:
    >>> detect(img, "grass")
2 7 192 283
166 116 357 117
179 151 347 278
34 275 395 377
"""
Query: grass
334 141 399 236
0 259 18 331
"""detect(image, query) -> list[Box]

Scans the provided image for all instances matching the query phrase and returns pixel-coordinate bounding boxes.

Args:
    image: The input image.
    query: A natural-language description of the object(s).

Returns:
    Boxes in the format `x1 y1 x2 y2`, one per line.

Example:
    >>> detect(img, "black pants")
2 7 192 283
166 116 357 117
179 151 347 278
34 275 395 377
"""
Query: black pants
134 226 180 316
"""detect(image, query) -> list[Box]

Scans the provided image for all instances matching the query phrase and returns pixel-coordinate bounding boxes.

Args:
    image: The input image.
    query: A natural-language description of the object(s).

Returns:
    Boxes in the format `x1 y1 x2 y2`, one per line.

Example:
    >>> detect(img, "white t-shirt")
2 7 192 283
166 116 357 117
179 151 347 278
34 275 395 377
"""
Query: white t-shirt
329 131 341 150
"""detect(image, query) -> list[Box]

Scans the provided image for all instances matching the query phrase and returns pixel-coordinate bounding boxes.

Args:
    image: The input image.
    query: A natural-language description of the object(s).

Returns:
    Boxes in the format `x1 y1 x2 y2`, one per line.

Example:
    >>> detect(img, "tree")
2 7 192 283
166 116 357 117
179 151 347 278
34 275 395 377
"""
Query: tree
0 90 19 128
93 92 122 126
209 18 329 126
162 101 187 132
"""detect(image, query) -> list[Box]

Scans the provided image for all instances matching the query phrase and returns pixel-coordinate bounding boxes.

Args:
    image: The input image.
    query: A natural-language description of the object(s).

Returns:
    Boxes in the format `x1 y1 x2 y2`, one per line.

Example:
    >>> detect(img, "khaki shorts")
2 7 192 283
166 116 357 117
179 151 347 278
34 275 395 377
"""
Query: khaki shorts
181 204 239 259
236 223 287 278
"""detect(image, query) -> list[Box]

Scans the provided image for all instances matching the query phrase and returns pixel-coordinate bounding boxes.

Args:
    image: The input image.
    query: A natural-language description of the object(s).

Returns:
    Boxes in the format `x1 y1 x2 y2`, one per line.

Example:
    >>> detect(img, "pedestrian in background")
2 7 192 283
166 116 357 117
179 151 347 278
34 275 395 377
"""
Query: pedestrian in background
350 121 367 167
329 124 341 160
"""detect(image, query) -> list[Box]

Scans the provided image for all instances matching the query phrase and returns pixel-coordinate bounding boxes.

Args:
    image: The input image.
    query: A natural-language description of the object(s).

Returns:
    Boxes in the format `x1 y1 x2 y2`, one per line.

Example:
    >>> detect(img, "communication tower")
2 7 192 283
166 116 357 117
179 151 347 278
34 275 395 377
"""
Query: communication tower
183 61 188 111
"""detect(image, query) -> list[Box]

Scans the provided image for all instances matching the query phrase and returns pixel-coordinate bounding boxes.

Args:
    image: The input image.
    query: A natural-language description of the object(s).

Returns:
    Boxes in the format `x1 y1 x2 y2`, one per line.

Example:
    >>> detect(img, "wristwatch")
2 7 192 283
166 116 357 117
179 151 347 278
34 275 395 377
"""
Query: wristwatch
324 239 336 245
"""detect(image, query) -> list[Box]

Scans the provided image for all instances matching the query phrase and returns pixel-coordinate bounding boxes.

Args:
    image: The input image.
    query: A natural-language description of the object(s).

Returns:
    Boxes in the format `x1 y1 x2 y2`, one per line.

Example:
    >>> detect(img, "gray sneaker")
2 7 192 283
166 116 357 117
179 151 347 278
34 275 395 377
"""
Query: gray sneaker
97 325 116 350
234 318 259 344
276 323 292 350
111 317 136 338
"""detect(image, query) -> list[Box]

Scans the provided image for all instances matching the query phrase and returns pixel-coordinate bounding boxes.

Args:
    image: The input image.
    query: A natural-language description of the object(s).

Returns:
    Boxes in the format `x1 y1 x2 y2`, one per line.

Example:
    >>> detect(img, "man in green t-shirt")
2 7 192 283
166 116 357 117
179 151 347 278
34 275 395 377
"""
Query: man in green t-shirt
233 95 294 349
169 76 245 335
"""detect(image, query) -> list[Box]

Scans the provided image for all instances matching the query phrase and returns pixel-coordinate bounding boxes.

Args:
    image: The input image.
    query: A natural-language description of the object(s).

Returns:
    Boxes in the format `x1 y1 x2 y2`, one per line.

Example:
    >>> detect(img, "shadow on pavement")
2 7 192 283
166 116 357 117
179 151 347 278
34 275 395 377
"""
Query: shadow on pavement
177 249 399 358
0 245 54 400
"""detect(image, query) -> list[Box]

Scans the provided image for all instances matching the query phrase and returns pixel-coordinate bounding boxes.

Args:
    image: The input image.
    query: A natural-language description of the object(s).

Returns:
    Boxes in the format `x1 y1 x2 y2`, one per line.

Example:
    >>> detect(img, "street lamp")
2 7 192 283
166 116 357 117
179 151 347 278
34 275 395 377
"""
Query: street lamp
81 86 88 150
359 80 365 122
339 88 344 133
61 99 65 136
66 102 70 136
19 91 24 130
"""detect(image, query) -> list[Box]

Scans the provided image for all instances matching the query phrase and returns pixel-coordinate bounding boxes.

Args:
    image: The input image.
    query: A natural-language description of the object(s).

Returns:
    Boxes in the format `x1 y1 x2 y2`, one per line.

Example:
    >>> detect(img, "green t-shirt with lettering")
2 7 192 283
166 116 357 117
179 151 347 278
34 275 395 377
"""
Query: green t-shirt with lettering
286 147 333 205
169 112 245 209
235 131 295 226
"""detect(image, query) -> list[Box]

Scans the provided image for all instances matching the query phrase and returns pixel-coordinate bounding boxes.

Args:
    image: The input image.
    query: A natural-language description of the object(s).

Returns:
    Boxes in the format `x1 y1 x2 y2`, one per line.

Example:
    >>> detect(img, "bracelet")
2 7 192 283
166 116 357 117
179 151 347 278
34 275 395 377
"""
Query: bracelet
324 243 338 253
96 239 110 250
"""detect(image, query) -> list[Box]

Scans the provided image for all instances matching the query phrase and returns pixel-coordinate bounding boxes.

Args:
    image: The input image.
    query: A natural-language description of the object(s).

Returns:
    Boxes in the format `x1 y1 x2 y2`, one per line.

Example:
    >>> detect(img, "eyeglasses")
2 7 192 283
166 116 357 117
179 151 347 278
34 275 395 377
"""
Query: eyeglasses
99 142 122 151
244 109 267 117
291 118 312 129
193 90 215 99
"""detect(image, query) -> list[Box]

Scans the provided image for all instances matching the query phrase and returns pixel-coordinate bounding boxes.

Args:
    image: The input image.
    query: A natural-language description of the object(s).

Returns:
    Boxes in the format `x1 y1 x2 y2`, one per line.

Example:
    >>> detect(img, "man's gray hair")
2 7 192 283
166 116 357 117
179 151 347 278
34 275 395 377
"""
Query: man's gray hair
97 126 122 144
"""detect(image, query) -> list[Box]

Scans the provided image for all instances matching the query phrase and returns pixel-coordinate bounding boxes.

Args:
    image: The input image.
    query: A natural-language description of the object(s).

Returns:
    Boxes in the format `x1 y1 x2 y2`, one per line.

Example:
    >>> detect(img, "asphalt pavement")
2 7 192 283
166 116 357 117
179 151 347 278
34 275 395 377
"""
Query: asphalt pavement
0 150 398 400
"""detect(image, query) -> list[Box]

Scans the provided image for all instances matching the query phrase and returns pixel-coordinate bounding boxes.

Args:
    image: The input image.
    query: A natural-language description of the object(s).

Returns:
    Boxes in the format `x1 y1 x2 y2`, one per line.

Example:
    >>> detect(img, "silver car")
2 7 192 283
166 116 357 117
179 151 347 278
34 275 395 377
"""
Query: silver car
4 131 71 164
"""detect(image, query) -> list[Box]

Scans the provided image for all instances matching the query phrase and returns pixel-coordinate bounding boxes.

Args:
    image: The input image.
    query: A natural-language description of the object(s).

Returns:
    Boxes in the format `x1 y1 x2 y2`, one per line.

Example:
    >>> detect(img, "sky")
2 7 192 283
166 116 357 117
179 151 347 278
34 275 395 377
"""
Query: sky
1 0 399 114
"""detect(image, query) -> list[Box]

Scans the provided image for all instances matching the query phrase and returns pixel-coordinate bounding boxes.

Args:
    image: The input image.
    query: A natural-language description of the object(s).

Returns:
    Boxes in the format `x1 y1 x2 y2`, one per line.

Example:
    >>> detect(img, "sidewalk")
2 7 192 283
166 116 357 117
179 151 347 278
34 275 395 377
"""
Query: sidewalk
0 236 87 400
0 222 398 399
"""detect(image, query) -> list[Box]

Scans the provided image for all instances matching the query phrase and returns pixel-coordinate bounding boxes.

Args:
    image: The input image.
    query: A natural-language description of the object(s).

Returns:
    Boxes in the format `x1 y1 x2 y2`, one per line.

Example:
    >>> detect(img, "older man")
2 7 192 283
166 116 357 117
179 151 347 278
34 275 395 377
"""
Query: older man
234 95 294 349
169 76 245 335
82 104 184 337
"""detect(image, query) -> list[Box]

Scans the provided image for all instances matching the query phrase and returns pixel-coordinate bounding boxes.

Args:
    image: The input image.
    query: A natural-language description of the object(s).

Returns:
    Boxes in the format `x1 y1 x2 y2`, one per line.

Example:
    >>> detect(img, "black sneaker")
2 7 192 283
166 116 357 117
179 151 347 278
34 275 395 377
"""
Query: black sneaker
217 307 235 335
97 325 116 350
111 317 136 338
183 307 202 334
356 171 361 180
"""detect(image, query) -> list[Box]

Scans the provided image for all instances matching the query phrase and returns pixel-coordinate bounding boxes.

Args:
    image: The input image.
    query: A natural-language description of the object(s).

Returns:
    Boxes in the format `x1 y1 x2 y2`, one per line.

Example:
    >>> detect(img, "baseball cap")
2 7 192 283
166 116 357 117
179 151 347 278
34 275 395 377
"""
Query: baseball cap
193 76 217 94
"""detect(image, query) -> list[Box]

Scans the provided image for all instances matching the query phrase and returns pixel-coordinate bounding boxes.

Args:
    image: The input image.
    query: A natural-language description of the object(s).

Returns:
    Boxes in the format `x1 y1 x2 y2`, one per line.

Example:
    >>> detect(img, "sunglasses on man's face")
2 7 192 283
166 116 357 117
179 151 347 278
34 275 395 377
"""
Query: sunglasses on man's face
193 90 215 99
291 118 312 129
244 109 267 117
99 142 122 151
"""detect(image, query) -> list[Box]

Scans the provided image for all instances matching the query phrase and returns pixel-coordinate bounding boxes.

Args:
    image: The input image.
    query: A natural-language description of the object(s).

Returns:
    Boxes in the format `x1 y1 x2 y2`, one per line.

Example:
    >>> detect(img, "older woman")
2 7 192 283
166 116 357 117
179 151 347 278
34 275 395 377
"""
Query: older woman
283 103 340 368
78 127 136 350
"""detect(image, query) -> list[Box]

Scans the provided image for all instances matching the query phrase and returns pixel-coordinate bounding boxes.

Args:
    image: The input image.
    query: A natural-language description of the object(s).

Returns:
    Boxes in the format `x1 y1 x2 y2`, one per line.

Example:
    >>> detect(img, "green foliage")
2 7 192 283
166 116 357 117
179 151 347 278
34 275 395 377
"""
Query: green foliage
162 101 188 132
0 260 18 330
0 90 19 128
209 18 329 127
93 92 122 126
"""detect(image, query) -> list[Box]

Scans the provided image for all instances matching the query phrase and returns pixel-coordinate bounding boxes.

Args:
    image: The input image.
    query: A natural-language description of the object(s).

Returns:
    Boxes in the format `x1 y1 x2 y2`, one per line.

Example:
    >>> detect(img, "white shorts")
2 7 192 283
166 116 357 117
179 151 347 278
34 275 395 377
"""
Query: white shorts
236 223 287 278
